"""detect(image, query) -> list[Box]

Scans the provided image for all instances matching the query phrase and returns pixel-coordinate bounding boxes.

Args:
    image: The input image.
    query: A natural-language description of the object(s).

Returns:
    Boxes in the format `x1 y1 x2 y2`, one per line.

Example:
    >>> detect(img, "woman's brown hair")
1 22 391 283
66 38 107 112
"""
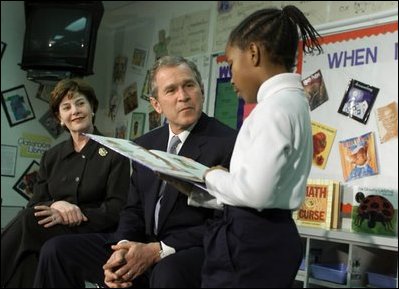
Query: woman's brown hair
50 78 98 122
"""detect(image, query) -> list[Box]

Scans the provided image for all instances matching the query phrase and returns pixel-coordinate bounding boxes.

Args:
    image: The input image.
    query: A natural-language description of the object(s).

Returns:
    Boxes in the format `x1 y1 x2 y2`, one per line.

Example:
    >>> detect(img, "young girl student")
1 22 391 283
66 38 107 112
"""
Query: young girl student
200 5 323 287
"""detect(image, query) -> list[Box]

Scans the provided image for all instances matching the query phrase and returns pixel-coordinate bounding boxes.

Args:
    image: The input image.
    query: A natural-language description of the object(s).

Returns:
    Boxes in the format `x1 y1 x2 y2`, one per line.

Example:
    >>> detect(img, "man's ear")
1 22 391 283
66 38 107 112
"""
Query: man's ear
249 42 261 66
150 96 162 114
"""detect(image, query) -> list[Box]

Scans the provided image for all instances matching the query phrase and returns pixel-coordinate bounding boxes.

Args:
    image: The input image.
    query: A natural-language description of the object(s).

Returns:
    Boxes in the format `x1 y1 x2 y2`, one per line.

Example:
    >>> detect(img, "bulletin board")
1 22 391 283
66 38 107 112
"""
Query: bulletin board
207 11 398 189
298 18 398 189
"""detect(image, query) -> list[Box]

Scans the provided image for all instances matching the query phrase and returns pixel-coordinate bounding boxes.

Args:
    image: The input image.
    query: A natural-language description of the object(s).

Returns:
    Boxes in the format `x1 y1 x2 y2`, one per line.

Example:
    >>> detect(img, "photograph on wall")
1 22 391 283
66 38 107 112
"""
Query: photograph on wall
123 82 138 115
108 89 120 120
35 84 54 103
1 144 17 177
129 112 146 141
39 109 64 139
337 79 379 124
338 132 378 182
1 85 36 127
375 101 398 143
148 110 161 130
115 122 127 139
131 47 148 70
13 160 40 200
1 41 6 58
112 55 128 84
140 70 151 101
302 69 329 111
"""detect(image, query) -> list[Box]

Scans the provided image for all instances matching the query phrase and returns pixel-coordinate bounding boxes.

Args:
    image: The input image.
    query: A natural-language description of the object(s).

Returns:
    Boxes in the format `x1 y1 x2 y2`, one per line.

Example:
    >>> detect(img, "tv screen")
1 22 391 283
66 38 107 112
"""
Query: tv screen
20 1 104 77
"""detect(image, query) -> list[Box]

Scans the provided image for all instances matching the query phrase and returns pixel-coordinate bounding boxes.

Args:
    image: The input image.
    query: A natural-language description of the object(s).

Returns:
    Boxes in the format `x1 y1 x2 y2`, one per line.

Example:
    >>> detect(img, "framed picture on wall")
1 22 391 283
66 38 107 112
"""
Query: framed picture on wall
36 84 54 103
129 112 146 140
1 85 36 127
13 160 40 200
131 47 148 70
1 41 6 59
39 109 64 139
1 144 17 177
148 110 161 130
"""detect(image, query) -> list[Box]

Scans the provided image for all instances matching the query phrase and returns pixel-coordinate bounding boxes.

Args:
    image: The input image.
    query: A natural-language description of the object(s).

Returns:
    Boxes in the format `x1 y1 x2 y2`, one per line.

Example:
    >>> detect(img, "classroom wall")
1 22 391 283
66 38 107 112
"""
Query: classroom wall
1 1 113 206
1 1 398 207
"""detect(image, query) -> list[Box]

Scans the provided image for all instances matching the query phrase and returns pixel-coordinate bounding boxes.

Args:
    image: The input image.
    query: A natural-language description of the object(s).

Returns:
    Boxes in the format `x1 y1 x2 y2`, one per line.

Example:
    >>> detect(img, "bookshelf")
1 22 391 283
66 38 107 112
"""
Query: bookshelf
295 227 398 288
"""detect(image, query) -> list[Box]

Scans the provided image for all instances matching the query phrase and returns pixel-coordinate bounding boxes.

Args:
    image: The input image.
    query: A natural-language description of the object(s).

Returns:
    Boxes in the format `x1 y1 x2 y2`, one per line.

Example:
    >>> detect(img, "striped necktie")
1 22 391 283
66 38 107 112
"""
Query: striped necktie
154 135 181 234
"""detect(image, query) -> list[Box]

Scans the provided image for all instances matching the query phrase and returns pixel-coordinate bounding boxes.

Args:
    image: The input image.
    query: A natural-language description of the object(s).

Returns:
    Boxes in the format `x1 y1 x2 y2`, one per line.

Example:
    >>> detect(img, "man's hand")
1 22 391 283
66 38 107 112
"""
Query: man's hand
103 241 160 288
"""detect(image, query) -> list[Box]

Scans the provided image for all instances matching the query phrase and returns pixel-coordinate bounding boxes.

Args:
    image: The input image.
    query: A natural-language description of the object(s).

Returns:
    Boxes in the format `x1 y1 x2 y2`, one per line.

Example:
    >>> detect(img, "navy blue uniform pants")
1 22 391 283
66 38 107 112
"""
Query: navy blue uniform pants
202 206 303 288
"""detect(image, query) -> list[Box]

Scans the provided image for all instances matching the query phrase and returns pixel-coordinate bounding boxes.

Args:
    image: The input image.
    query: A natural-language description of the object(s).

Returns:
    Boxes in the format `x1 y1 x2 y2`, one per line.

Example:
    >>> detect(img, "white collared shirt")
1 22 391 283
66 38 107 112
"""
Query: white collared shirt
205 73 312 210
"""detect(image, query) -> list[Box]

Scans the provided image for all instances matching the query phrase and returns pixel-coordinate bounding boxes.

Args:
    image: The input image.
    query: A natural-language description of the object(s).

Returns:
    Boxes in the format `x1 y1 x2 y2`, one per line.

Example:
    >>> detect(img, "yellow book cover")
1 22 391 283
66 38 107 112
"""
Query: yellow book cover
311 121 337 169
293 179 335 229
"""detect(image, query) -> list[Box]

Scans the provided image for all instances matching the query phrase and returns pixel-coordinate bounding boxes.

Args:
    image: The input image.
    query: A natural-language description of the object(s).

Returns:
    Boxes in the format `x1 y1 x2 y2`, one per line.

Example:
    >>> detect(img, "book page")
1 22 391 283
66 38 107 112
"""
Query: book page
85 134 207 183
150 150 208 183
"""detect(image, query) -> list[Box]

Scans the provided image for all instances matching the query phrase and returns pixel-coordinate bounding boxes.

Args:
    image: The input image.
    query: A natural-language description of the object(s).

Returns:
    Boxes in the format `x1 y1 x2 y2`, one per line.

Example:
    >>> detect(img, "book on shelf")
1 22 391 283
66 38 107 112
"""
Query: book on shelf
330 181 341 229
340 184 354 230
85 134 208 187
293 179 337 230
311 120 337 169
351 186 397 237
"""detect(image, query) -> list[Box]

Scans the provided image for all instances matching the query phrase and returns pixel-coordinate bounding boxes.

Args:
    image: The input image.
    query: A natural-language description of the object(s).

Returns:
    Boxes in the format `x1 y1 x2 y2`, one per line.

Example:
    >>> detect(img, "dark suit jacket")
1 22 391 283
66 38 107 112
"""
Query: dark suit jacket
27 128 130 233
112 113 237 250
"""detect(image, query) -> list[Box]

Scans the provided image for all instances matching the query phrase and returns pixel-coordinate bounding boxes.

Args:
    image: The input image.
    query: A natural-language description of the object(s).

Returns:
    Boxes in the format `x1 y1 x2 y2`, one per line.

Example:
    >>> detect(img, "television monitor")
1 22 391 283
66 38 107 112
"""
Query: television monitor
20 1 104 79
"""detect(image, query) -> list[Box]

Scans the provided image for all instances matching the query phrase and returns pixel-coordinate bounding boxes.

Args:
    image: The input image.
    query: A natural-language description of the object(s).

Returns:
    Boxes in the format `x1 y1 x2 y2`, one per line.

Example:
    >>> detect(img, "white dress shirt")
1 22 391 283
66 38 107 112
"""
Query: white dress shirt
205 73 312 210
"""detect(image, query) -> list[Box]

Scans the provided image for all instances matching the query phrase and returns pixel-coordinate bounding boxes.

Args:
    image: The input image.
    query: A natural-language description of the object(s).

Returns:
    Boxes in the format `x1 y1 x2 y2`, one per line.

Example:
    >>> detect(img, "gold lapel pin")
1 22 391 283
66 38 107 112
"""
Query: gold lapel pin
98 147 108 157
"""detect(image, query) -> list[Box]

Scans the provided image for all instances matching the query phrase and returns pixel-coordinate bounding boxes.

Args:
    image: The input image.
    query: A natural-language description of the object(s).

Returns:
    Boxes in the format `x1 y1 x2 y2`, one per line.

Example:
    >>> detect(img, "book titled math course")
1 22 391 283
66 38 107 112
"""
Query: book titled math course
293 179 336 230
85 134 209 185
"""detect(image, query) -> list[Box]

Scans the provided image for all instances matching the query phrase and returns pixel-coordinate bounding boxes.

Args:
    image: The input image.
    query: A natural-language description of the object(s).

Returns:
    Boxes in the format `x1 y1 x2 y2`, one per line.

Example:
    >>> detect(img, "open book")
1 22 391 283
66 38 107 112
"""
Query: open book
85 134 209 185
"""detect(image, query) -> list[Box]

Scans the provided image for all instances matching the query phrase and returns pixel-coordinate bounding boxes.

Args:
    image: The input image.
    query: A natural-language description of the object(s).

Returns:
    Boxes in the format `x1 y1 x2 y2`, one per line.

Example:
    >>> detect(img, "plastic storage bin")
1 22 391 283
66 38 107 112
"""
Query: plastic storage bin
310 263 347 284
367 272 397 288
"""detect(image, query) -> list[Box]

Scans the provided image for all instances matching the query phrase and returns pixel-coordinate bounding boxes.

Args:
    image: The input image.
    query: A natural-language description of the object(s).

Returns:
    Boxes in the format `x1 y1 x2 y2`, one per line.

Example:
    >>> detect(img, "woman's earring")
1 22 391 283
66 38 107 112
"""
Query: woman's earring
92 112 95 117
60 121 64 126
